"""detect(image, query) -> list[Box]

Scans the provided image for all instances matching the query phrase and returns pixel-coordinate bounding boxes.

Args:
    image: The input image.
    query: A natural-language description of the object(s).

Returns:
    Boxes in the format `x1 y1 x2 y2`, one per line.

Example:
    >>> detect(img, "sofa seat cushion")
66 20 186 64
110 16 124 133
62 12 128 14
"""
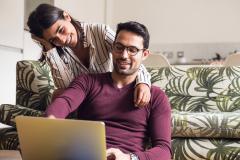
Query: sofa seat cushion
172 111 240 138
172 138 240 160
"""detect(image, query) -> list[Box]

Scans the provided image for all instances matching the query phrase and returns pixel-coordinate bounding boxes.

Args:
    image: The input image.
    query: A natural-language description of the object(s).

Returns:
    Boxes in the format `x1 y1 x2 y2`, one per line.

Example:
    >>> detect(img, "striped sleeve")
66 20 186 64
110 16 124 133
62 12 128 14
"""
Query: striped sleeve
104 25 115 51
45 48 74 89
136 64 151 87
103 24 115 72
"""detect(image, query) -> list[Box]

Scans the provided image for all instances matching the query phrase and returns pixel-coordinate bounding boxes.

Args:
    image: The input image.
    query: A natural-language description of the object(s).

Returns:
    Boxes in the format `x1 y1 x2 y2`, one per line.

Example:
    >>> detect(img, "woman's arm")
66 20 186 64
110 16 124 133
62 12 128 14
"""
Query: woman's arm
32 35 74 89
136 64 151 86
134 64 151 107
45 48 74 89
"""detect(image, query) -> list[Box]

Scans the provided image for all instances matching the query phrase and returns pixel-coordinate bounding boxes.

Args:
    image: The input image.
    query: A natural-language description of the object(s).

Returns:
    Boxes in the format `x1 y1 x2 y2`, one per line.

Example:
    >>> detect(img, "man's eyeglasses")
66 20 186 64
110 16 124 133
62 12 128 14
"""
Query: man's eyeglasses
112 42 145 56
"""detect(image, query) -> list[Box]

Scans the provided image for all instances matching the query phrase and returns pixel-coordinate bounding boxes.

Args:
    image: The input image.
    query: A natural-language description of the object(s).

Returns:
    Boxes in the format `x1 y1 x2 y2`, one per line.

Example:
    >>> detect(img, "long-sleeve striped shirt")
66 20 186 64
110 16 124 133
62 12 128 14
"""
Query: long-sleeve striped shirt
44 22 151 89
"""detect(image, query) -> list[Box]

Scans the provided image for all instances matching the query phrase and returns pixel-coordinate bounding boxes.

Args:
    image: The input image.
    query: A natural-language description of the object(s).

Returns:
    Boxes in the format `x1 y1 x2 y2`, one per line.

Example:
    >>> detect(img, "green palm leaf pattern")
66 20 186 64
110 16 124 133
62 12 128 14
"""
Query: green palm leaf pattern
224 67 240 78
34 61 55 110
191 68 223 97
228 78 240 96
16 61 36 108
0 104 44 126
0 128 19 150
207 139 240 160
0 104 44 150
172 138 240 160
16 61 55 111
149 66 240 159
172 138 208 160
223 148 240 160
172 112 240 138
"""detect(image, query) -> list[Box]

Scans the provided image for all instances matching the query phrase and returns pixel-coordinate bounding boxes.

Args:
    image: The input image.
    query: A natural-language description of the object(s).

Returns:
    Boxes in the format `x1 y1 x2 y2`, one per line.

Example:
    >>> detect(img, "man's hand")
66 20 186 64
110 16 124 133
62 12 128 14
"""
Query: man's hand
134 83 151 107
106 148 130 160
48 115 56 119
52 88 65 101
31 34 54 51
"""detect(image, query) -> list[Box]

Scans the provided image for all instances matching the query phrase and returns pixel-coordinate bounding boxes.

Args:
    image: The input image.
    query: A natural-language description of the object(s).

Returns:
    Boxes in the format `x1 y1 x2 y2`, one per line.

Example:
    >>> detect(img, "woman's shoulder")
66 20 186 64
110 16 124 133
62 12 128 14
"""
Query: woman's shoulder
80 22 108 29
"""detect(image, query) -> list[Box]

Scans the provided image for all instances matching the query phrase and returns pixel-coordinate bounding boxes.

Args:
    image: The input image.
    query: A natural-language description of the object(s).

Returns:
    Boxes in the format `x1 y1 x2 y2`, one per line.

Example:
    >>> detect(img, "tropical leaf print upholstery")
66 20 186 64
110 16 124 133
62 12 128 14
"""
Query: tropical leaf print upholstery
172 112 240 138
0 60 53 150
0 104 44 127
148 66 240 160
148 66 240 112
16 60 55 111
0 104 44 150
1 61 240 160
0 127 18 150
172 138 240 160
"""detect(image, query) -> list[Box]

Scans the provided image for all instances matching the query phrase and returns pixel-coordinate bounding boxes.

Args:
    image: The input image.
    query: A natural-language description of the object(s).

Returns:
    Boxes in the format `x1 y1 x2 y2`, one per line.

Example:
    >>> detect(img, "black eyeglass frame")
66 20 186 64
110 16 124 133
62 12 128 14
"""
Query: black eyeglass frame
112 42 146 56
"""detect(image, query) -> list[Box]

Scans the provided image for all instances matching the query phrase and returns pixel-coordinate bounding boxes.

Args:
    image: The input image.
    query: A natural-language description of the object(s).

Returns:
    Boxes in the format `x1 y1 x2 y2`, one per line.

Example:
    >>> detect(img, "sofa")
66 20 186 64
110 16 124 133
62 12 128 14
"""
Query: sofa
0 60 54 149
1 60 240 159
148 66 240 159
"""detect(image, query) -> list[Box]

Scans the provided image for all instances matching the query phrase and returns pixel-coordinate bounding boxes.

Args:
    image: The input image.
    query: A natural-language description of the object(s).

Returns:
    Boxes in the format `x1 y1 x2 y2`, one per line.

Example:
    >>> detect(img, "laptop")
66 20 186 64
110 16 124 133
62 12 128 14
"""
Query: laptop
16 116 106 160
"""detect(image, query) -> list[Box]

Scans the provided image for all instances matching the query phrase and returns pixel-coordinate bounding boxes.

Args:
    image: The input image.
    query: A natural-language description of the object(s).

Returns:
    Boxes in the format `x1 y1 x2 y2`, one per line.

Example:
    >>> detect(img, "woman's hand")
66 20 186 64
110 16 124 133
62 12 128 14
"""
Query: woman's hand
31 34 54 51
134 83 151 107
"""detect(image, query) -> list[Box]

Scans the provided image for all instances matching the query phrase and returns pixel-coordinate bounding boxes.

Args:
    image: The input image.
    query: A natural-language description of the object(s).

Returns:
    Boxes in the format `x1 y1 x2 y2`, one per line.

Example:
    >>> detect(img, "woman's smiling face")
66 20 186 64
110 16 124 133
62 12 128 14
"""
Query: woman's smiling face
42 13 78 48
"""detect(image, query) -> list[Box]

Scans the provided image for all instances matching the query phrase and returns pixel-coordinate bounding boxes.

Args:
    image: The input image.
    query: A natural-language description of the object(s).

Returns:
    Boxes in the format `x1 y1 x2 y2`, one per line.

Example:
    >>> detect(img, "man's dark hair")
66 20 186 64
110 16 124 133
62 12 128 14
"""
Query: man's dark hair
115 21 150 49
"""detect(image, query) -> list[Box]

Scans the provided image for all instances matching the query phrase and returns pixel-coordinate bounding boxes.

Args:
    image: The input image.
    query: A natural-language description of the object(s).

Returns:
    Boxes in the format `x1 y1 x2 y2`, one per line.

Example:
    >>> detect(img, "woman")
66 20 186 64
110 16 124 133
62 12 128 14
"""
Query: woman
27 3 151 107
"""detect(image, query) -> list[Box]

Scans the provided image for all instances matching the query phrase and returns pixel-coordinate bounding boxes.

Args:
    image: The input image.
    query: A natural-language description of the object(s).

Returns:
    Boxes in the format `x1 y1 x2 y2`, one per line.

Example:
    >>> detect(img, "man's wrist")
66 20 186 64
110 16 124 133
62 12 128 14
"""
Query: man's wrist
129 153 139 160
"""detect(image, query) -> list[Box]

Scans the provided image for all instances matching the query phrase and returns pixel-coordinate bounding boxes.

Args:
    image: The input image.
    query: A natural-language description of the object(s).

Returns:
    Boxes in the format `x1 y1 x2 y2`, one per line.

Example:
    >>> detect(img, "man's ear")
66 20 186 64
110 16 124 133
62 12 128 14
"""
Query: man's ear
63 11 71 21
142 49 150 61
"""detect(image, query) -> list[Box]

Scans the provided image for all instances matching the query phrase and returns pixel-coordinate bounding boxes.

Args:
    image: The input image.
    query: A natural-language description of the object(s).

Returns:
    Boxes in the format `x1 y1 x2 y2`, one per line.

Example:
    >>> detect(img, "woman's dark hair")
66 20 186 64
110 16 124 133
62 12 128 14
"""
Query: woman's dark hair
27 3 65 38
27 4 81 61
115 21 150 49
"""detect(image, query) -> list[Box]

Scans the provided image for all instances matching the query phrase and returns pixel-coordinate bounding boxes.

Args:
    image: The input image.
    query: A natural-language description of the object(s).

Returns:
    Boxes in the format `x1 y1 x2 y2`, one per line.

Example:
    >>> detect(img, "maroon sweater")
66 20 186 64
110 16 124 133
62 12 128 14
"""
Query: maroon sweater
46 73 171 160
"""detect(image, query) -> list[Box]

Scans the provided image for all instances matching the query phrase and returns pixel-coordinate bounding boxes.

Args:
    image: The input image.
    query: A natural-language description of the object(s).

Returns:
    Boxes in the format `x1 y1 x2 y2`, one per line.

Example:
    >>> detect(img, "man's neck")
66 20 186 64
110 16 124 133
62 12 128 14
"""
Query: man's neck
111 71 137 88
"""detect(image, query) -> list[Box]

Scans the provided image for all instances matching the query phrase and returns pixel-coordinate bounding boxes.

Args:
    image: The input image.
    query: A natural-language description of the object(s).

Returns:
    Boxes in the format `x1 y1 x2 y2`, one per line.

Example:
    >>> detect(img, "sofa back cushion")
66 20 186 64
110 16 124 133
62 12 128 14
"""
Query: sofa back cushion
148 66 240 112
16 60 56 111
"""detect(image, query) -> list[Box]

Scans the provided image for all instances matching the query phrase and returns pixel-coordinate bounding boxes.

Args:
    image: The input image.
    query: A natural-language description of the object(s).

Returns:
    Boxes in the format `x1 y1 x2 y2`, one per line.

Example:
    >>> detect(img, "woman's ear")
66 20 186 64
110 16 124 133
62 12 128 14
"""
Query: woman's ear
63 11 71 21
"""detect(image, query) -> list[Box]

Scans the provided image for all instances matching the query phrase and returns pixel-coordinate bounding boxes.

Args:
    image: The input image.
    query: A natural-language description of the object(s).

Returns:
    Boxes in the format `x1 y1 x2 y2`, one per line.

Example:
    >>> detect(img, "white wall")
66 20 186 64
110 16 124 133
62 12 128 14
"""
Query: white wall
106 0 240 63
0 0 24 104
0 0 24 49
23 31 42 60
0 47 23 104
24 0 54 29
54 0 106 24
107 0 240 44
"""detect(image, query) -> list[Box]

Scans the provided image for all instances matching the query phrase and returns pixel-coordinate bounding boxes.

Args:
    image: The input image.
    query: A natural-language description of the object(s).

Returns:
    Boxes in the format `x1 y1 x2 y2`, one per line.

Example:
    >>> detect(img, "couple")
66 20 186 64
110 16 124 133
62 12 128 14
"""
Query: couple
28 4 171 160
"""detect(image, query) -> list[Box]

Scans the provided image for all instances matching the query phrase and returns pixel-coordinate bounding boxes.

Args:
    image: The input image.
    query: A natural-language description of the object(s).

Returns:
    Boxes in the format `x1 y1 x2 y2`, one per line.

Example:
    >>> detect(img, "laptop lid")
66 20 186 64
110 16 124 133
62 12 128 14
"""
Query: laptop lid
16 116 106 160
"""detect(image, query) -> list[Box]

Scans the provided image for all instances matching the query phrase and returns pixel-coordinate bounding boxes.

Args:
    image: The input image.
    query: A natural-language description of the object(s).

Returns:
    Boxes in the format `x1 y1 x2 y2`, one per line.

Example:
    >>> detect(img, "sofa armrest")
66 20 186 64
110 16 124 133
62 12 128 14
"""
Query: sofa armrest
0 104 44 127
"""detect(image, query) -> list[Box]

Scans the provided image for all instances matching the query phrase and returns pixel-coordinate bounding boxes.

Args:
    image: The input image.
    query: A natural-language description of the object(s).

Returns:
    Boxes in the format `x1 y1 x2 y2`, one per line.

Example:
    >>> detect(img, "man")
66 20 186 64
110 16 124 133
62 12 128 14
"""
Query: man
46 21 171 160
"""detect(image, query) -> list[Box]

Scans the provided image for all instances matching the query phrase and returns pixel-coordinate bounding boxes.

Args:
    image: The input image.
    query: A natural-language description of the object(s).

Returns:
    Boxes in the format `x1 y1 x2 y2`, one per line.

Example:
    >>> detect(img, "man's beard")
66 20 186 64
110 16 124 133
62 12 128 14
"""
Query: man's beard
113 58 139 75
